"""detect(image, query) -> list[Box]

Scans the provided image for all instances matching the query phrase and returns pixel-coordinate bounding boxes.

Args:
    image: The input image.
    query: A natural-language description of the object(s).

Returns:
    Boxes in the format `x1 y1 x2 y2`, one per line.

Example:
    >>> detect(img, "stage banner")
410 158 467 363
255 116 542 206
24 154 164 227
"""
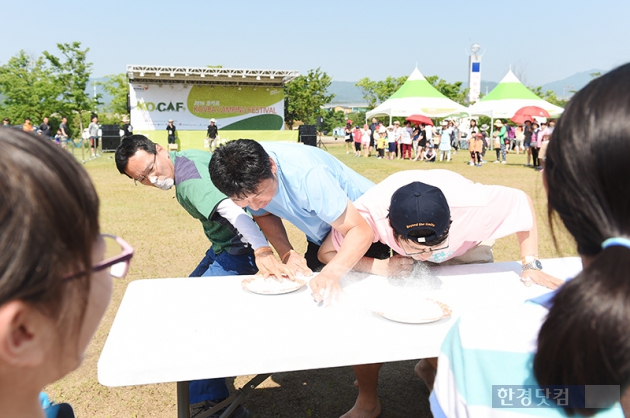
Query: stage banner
129 83 285 131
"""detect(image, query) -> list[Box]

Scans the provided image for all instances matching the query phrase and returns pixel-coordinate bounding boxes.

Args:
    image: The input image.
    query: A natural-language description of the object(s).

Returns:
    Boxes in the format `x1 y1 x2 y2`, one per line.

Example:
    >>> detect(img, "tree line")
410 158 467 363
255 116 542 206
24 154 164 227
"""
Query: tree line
0 42 126 135
0 42 567 136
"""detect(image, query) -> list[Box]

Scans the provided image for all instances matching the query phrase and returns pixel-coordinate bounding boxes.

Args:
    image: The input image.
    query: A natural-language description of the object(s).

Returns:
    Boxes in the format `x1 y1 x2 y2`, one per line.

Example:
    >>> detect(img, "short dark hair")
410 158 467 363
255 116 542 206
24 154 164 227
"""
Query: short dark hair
534 63 630 415
209 139 273 199
115 134 157 177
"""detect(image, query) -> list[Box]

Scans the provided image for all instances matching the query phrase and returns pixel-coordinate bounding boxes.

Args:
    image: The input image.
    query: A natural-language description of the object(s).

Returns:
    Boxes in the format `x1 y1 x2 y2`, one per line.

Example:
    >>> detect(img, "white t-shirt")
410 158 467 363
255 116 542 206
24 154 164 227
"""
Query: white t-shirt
361 129 371 144
387 130 396 144
331 170 533 263
400 128 412 145
424 125 434 140
393 126 402 141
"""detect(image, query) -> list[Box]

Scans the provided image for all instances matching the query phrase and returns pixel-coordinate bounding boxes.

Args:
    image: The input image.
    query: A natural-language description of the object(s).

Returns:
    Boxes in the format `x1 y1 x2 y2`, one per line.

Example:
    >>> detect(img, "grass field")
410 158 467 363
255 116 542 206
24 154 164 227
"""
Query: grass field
45 142 577 417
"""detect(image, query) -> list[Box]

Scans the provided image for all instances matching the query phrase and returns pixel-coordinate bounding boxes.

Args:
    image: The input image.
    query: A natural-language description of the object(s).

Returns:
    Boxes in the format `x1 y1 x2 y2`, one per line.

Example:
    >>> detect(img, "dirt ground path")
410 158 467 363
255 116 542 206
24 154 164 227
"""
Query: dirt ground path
232 360 433 417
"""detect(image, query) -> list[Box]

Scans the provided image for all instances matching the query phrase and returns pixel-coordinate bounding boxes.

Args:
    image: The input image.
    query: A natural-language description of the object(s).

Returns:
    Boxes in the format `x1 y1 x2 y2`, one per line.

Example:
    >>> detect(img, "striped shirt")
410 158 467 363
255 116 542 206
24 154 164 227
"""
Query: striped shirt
431 291 624 417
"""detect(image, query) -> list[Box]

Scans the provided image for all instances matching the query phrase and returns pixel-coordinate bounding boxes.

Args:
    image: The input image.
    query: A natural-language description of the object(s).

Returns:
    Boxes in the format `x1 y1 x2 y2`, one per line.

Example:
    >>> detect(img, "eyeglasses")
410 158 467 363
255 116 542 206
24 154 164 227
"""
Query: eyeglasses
134 153 157 186
64 234 134 281
401 236 449 256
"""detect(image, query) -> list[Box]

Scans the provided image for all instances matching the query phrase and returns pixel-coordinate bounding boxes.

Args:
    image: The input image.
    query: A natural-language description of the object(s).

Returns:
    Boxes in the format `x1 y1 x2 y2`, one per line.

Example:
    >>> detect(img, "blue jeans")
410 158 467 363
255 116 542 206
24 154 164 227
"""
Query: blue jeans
191 248 257 277
188 248 257 404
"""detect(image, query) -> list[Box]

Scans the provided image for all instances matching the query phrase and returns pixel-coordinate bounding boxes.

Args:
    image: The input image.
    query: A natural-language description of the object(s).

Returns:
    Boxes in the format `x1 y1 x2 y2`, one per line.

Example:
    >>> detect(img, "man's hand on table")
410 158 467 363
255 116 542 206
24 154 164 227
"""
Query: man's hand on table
520 270 564 290
282 250 313 277
254 247 295 281
309 271 344 306
372 255 415 277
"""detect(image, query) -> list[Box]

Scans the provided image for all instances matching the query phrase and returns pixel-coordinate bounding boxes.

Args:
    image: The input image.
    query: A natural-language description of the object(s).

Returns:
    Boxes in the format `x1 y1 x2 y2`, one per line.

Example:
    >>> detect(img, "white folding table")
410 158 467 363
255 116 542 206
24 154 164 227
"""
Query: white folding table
98 257 582 418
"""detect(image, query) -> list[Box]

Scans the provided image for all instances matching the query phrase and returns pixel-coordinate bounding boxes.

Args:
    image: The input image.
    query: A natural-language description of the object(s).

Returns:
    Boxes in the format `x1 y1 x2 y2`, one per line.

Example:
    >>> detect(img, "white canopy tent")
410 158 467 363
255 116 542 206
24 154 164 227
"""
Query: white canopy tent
468 70 564 119
366 68 469 124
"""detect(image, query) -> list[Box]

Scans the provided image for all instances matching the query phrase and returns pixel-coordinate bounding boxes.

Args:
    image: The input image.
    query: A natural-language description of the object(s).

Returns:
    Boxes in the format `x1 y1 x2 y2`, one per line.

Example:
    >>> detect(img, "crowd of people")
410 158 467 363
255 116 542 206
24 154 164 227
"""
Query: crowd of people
3 115 72 149
1 114 134 158
1 64 628 418
342 115 555 170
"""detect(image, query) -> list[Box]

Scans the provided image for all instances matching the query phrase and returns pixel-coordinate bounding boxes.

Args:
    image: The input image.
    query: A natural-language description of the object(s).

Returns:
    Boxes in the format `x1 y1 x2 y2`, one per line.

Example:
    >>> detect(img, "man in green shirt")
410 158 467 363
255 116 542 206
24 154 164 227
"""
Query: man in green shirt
115 135 295 417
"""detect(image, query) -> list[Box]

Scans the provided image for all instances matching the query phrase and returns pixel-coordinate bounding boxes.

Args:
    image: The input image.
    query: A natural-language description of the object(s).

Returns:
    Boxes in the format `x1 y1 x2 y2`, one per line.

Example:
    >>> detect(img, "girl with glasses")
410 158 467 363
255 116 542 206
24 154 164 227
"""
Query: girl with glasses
0 129 133 418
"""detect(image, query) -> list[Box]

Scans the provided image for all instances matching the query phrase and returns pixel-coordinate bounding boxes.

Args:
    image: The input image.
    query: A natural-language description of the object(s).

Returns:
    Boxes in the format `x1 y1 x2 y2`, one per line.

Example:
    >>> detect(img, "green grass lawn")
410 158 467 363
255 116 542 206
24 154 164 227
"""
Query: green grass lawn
45 142 577 417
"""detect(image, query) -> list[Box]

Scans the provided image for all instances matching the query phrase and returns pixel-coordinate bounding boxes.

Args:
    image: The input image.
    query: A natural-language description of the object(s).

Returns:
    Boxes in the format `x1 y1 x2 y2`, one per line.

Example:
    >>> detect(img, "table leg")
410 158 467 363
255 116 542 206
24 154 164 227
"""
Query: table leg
237 373 271 397
196 374 272 418
177 381 191 418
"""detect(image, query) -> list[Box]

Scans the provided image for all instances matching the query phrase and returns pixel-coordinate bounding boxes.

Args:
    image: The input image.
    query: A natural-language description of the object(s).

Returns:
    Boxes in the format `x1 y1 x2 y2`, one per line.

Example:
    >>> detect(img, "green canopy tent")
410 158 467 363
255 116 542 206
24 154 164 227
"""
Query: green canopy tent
469 70 564 119
366 67 469 124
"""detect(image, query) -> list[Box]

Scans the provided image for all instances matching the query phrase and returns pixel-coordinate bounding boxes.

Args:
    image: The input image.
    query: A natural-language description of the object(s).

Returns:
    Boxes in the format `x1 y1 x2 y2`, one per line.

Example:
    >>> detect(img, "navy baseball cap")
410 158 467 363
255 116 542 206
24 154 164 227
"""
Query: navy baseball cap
389 182 450 243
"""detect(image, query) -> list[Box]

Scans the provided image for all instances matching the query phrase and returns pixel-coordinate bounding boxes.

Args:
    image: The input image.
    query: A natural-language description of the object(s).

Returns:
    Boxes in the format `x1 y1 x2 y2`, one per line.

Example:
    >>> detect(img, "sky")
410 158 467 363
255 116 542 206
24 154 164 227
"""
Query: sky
2 0 629 86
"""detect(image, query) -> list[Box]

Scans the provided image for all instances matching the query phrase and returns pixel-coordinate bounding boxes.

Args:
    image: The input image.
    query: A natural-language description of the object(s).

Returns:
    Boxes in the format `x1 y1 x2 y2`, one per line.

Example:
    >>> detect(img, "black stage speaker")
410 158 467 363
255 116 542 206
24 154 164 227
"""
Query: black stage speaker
100 124 120 135
102 136 121 152
100 124 121 152
298 125 317 146
300 135 317 147
298 125 317 136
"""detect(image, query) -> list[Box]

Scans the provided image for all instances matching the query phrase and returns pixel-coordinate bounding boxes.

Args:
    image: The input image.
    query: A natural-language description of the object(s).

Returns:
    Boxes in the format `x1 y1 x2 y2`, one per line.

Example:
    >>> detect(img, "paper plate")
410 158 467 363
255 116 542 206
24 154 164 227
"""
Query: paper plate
375 298 452 324
241 276 307 295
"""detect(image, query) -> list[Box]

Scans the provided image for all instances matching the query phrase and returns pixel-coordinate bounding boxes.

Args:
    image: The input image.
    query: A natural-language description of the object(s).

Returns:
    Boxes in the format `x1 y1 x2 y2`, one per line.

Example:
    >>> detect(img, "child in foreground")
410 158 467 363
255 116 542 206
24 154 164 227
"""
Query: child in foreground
431 63 630 417
0 129 133 418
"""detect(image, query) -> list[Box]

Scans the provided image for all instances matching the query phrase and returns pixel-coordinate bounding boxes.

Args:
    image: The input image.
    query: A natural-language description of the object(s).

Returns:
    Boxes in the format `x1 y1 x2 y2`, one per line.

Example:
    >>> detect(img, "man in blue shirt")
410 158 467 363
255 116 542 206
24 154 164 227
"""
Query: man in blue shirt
210 139 380 304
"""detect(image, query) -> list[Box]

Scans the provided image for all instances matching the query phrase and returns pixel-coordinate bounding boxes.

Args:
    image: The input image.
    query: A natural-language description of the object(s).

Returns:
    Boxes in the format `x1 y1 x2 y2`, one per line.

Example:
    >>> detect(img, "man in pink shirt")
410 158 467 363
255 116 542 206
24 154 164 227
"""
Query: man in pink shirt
318 169 562 418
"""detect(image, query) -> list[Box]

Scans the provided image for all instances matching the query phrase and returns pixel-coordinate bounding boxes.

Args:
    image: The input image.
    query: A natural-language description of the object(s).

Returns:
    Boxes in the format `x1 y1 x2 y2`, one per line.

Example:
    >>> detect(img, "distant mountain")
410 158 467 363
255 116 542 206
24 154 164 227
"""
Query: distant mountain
540 69 603 98
326 70 604 106
328 80 500 106
90 70 604 109
327 81 365 105
328 80 500 105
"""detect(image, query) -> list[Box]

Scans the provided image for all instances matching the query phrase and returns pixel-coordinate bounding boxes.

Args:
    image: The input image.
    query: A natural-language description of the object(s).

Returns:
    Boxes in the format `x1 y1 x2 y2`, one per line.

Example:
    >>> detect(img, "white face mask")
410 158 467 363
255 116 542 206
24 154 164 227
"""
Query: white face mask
426 249 454 264
149 176 174 190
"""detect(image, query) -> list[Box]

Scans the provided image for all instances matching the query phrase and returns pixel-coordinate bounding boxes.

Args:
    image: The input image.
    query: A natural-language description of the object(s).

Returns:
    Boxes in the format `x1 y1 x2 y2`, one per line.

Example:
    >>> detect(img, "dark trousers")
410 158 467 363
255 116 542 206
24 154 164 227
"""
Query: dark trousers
532 147 540 167
305 239 391 272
